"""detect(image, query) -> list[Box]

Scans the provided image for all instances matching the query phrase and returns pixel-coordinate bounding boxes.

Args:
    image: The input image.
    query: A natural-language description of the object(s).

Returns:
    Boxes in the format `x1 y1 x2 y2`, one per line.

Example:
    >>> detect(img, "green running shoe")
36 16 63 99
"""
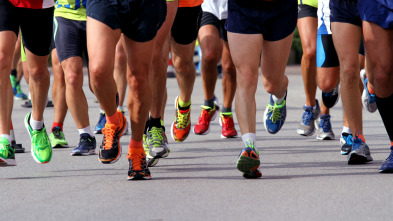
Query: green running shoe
14 83 28 100
143 134 159 167
147 126 170 158
0 137 16 166
10 74 17 95
49 126 69 148
24 113 52 164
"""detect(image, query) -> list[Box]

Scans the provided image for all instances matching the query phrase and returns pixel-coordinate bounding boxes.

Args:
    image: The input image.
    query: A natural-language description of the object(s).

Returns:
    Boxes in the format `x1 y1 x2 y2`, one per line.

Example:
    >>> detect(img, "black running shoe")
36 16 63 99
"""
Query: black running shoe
322 86 339 108
98 111 126 164
71 133 96 156
127 148 151 180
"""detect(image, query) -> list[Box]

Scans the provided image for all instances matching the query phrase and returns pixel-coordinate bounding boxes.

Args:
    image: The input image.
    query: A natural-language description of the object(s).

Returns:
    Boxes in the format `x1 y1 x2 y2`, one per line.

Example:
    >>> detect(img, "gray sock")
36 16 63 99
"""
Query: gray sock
204 98 215 109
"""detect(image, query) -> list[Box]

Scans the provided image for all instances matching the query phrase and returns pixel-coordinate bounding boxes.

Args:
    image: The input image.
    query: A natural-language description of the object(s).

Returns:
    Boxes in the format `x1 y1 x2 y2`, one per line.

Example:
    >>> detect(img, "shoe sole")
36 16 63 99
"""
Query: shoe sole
24 113 50 164
360 70 377 113
297 128 315 137
237 155 260 173
94 130 102 134
379 167 393 173
127 174 152 180
348 152 368 165
52 144 69 148
14 144 25 153
316 135 335 141
0 157 16 166
71 149 95 156
147 158 159 167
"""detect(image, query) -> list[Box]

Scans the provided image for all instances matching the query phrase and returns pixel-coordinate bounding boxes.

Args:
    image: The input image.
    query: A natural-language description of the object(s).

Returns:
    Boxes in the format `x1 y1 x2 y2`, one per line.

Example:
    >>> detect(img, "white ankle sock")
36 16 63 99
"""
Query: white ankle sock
272 92 286 105
78 126 94 137
30 115 44 130
242 133 256 147
342 126 351 135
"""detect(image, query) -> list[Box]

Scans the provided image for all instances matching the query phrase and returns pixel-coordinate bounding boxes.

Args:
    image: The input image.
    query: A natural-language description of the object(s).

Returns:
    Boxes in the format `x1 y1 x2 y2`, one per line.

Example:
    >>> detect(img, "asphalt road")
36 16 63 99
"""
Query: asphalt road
2 65 392 221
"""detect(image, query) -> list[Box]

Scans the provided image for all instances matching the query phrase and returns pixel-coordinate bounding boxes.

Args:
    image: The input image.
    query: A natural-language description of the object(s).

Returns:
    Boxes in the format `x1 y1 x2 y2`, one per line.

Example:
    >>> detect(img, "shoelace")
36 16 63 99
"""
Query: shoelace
198 109 211 125
149 127 164 147
128 152 145 171
222 115 234 130
302 108 313 125
102 126 116 150
244 139 255 148
319 116 331 132
79 136 92 147
266 104 282 124
176 109 190 128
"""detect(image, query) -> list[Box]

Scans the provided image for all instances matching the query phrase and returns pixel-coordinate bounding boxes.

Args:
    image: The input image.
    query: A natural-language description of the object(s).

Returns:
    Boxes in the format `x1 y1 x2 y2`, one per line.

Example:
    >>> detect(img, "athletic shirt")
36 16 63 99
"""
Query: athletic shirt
8 0 54 9
317 0 331 35
179 0 203 7
54 0 87 21
202 0 227 20
298 0 318 8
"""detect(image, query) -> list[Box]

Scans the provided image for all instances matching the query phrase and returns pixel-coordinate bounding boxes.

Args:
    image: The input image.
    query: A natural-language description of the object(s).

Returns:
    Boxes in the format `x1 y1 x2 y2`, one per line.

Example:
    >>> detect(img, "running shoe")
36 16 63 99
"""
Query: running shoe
360 69 377 113
49 126 69 148
193 105 217 135
322 86 339 108
380 146 393 173
347 136 373 164
236 140 262 179
14 83 28 100
94 112 106 134
147 126 170 158
98 111 126 164
144 134 159 167
127 148 151 180
219 112 237 138
119 109 129 135
264 95 287 134
0 137 16 166
71 133 96 156
10 129 25 153
315 114 335 140
340 133 353 155
297 100 321 136
171 96 191 142
21 100 32 108
10 74 17 95
24 113 52 164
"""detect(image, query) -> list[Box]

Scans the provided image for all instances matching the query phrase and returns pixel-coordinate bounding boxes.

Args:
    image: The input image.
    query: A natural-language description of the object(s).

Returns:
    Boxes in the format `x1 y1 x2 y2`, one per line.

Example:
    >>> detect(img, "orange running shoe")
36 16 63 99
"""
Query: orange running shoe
98 111 127 164
219 112 238 138
193 105 217 135
127 148 151 180
171 96 191 142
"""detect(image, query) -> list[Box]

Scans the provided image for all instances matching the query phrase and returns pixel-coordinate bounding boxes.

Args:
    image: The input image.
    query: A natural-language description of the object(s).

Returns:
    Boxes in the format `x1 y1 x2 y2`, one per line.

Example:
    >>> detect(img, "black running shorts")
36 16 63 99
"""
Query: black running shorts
298 4 317 19
87 0 166 42
171 6 202 45
200 11 228 42
0 0 53 56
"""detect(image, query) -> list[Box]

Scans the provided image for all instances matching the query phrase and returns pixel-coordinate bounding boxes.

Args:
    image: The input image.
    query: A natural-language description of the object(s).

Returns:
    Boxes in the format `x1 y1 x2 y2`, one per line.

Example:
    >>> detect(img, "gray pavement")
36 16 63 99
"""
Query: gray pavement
3 65 392 221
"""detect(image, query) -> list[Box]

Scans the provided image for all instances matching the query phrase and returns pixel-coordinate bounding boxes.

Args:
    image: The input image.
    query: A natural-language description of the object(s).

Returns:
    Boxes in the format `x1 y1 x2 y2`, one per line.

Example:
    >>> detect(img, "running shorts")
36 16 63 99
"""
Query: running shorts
171 6 202 45
0 0 53 56
200 11 228 42
330 0 361 27
54 16 88 63
316 34 339 68
225 0 297 41
298 4 317 19
358 0 393 29
87 0 166 42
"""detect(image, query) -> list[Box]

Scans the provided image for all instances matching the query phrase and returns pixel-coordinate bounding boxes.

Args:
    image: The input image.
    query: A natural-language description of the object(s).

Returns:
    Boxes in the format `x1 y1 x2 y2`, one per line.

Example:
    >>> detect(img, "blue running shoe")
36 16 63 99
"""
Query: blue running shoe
380 146 393 173
360 69 377 113
94 112 106 134
348 136 373 164
340 133 353 155
316 114 335 140
297 100 320 136
71 133 96 156
236 140 262 179
264 95 286 134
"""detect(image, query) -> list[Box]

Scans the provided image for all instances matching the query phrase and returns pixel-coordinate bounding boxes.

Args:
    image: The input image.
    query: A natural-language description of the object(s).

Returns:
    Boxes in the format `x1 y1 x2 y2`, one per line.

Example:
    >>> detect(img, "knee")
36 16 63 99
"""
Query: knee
0 52 12 70
174 61 194 75
340 65 359 83
29 66 48 81
202 49 219 66
222 61 236 77
65 72 82 89
302 47 316 62
89 64 110 87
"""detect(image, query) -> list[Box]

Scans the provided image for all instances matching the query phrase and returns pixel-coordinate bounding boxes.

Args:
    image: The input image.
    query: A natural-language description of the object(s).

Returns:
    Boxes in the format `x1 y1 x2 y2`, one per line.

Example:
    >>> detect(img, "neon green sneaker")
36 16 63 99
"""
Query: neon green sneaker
24 113 52 164
0 137 16 166
49 126 69 148
10 74 17 95
143 134 159 167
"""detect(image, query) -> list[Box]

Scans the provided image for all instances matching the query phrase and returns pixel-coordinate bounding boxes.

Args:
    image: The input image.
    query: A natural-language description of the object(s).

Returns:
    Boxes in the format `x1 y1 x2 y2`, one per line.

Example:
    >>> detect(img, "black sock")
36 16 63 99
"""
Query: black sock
178 104 190 111
376 94 393 142
222 106 232 113
204 98 215 109
10 69 17 77
149 116 161 129
144 119 149 134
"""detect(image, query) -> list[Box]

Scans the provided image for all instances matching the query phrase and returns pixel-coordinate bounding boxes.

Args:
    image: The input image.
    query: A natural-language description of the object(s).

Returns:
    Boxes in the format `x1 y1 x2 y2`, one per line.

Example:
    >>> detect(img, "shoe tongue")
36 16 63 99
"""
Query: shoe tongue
128 148 145 157
107 123 118 129
304 106 313 111
179 109 189 114
80 133 91 138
